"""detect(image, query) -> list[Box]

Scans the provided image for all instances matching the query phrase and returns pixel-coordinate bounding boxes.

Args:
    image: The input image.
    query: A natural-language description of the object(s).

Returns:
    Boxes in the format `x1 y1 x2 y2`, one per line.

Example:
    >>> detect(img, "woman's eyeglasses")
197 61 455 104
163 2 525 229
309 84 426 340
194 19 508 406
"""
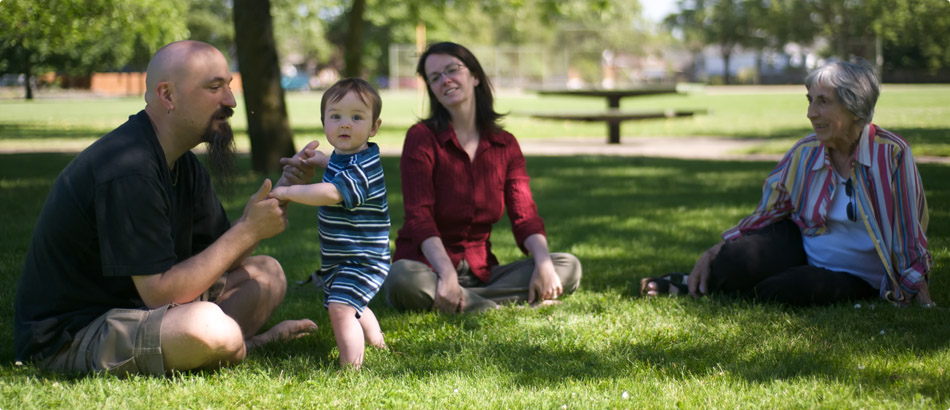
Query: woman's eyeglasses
844 178 857 222
426 64 466 84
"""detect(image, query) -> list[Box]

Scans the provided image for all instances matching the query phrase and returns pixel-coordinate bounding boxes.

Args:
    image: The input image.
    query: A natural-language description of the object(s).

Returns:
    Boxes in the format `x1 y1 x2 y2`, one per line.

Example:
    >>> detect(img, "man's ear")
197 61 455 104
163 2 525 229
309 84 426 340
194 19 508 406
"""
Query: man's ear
157 81 173 111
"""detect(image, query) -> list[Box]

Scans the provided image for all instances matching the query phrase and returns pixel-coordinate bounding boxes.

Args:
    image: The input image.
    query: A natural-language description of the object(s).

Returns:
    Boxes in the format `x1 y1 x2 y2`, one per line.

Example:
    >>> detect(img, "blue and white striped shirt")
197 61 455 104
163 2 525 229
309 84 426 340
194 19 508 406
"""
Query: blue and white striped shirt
319 143 391 279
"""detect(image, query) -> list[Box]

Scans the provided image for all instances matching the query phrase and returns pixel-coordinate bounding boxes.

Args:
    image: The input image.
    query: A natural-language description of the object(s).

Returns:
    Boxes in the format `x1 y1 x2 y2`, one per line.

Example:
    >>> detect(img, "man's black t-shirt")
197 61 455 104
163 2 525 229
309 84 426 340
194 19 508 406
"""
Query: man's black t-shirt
14 111 231 362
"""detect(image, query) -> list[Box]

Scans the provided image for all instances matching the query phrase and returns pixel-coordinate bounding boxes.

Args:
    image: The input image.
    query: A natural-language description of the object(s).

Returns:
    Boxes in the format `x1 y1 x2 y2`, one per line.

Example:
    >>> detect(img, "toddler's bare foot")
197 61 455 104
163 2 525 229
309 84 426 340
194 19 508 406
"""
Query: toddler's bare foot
531 300 562 308
367 333 388 350
246 319 317 351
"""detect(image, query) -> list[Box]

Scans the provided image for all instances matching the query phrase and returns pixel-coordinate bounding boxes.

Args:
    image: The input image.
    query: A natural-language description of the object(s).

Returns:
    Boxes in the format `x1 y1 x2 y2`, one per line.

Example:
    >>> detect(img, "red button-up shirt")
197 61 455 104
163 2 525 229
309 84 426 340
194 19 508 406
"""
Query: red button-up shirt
393 122 546 281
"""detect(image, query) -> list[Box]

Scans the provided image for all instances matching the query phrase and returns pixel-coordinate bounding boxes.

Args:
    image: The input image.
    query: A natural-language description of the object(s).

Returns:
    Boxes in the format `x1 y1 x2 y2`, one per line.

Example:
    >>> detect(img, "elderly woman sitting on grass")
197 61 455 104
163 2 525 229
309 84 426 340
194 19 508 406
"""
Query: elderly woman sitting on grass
642 58 933 307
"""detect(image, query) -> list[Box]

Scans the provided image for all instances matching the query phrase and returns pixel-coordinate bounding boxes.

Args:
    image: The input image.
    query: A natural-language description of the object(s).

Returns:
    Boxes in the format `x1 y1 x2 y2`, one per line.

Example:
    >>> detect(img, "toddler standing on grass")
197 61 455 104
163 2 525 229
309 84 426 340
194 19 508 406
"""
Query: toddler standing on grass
270 78 390 369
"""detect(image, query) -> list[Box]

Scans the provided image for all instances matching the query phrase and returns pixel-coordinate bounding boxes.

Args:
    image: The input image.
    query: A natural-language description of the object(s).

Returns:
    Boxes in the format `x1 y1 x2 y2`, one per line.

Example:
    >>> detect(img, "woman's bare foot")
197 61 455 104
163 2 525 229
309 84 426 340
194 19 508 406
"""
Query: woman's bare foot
246 319 317 351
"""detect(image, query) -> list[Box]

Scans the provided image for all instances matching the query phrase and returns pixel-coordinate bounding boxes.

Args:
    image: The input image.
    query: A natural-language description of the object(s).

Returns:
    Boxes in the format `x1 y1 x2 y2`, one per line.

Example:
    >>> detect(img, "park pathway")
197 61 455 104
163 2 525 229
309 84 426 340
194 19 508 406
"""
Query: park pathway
380 136 949 164
3 135 948 164
514 136 781 161
369 136 781 161
512 136 949 164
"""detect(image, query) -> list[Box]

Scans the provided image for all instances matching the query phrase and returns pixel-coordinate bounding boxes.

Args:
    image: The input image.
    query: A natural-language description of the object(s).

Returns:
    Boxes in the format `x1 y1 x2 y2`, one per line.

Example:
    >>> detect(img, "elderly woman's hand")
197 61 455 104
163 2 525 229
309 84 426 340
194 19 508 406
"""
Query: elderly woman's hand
688 241 724 297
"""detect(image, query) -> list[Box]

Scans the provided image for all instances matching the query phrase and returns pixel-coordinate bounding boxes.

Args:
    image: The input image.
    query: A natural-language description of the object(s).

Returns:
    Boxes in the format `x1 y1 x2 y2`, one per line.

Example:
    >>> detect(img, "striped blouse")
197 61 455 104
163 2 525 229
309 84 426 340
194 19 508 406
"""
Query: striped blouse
722 124 931 302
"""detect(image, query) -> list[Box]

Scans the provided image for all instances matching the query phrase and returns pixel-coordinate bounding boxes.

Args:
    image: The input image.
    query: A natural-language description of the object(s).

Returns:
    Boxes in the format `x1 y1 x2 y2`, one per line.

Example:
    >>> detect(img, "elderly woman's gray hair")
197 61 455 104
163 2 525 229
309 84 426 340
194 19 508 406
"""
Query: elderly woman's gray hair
805 58 880 127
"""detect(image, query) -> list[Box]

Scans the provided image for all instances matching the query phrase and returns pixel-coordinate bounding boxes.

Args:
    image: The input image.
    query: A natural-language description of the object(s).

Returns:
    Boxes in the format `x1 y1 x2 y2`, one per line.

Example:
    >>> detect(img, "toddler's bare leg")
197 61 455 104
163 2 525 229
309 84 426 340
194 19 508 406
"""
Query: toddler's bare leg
358 307 386 349
328 303 365 369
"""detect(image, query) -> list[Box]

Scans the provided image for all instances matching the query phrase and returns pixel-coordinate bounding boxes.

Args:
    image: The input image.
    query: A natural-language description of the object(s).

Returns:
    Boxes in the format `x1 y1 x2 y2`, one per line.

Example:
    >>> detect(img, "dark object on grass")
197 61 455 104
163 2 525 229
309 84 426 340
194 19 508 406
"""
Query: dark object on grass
640 272 689 296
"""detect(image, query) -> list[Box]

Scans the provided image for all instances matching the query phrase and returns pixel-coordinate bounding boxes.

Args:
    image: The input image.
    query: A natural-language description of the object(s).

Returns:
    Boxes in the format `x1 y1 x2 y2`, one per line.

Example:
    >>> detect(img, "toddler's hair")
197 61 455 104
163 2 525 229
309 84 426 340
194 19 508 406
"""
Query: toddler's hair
320 78 382 125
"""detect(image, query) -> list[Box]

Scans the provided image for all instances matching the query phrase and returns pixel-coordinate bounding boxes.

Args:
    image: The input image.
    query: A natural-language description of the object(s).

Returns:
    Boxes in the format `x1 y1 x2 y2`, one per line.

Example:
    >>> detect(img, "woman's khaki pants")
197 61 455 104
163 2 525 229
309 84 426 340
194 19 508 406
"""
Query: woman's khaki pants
383 253 582 312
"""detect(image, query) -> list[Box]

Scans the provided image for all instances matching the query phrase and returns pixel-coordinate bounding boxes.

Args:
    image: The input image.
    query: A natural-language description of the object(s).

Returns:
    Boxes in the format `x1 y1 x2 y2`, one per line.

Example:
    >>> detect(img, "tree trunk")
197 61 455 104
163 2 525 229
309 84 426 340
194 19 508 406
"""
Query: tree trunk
754 49 762 85
343 0 366 78
836 30 847 60
24 60 33 100
692 49 706 83
835 8 848 59
233 0 295 174
722 49 732 85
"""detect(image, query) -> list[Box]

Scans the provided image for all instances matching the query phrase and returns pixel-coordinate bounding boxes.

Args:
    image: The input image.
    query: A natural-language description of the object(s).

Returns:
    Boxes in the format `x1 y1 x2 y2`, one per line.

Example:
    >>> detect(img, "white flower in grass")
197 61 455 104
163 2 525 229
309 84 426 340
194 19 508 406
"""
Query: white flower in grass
453 388 459 393
880 330 885 335
561 405 568 410
621 391 629 399
858 365 866 370
854 303 861 308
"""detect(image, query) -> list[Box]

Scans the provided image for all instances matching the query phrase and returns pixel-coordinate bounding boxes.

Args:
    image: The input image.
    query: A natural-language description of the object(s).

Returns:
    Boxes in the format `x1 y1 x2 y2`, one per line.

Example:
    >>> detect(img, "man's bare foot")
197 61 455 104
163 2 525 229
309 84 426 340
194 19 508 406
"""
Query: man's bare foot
246 319 317 351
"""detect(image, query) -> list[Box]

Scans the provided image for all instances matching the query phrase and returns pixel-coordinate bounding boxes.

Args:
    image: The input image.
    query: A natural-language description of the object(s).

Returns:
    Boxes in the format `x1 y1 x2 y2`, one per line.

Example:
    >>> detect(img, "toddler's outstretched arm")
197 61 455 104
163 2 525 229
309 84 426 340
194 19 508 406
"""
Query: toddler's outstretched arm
270 183 342 207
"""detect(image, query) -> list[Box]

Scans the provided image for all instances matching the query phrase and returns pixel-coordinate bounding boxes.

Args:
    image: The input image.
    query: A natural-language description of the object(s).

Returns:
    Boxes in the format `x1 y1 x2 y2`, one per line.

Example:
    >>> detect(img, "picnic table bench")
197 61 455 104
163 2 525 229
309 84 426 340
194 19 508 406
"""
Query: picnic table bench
529 86 705 144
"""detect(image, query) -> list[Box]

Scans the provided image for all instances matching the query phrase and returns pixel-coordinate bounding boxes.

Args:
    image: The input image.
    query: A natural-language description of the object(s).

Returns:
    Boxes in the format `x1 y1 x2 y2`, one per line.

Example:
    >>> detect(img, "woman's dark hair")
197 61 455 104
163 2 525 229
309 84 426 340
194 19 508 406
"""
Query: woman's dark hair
416 42 505 134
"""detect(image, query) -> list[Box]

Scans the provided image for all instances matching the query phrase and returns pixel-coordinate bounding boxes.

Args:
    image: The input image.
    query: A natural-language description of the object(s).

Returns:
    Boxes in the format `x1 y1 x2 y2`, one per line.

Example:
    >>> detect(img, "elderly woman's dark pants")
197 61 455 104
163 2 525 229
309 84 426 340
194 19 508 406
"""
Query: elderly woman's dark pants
709 219 877 306
384 253 582 312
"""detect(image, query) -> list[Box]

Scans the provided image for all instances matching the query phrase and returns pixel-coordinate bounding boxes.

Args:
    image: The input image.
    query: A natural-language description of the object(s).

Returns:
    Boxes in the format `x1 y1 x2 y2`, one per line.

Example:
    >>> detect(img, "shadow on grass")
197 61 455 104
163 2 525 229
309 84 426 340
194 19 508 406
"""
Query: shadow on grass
892 127 950 145
620 298 950 397
2 152 948 401
0 123 112 140
246 295 949 400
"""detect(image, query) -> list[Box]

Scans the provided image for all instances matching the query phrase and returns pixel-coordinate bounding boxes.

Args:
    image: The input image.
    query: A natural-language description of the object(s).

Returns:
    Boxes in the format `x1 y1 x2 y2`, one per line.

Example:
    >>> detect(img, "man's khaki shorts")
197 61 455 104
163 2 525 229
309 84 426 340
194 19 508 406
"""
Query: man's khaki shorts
38 274 228 376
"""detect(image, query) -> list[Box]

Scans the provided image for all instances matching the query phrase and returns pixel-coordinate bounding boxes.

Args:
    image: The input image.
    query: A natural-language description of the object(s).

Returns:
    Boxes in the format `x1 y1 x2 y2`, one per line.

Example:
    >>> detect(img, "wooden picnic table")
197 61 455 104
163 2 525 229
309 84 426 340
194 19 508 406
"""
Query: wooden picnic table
535 85 679 109
531 85 690 144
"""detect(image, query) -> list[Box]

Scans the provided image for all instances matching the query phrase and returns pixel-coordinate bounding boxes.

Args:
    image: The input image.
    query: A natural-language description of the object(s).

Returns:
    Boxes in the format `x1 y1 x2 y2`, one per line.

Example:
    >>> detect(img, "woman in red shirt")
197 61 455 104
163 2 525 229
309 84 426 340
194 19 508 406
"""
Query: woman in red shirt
384 42 582 313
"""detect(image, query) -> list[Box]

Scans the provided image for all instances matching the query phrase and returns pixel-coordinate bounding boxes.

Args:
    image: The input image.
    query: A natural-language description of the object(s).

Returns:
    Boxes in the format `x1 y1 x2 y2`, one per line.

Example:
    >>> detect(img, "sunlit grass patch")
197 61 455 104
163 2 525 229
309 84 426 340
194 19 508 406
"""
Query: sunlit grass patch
1 134 949 407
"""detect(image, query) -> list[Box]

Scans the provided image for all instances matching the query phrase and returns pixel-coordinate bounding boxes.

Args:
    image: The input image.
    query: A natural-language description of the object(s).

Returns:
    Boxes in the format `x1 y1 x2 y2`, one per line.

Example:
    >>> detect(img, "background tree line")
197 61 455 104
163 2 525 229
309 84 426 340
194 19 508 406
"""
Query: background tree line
4 0 946 90
3 0 948 171
665 0 950 84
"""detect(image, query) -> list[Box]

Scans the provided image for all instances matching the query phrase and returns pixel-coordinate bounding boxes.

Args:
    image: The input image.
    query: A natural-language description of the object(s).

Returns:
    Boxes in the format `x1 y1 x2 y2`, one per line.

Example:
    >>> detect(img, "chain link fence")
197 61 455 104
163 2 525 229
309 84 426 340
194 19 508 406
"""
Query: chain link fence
389 44 637 91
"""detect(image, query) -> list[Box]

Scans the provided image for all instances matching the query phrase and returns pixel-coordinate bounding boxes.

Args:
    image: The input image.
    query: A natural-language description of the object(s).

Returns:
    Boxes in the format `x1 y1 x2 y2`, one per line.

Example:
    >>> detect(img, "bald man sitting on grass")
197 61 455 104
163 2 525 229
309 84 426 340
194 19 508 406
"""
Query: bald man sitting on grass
14 40 316 376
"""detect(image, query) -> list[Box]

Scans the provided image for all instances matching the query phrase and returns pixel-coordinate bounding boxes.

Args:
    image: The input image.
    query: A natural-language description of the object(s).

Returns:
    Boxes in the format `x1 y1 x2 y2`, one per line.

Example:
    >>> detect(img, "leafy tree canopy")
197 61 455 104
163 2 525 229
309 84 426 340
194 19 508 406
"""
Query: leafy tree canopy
667 0 950 74
1 0 188 74
1 0 188 98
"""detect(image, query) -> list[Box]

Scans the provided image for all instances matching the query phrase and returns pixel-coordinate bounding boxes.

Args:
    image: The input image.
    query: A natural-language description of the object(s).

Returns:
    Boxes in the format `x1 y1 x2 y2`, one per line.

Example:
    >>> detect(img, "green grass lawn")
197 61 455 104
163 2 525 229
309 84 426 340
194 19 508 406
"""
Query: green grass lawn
1 88 949 408
2 84 949 157
0 149 948 408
